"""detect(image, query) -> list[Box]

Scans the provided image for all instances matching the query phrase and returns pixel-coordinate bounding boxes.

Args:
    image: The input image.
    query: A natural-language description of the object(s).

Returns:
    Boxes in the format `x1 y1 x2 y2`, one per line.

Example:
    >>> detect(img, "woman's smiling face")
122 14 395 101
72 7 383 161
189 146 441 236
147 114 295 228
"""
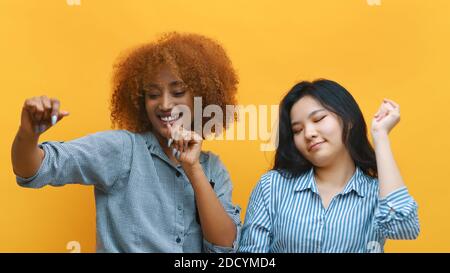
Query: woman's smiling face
143 65 194 140
290 95 348 167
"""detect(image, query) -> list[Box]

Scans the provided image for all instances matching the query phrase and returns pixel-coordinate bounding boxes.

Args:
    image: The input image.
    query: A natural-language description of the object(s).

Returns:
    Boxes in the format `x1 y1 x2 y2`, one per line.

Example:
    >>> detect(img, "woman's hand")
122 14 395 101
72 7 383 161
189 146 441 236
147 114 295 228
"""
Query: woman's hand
12 96 70 178
167 124 203 169
371 98 400 139
20 96 70 138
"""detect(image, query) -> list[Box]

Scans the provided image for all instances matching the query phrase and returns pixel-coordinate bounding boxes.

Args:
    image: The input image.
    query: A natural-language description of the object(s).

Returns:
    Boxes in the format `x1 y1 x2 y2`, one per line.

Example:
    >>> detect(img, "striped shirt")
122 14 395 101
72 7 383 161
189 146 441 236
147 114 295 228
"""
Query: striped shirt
238 167 419 253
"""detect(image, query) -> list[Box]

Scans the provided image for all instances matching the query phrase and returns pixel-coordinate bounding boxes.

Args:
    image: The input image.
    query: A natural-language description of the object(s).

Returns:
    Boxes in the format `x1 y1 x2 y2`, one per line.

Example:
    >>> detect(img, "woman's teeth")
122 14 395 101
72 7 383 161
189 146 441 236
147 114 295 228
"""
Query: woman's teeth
160 114 180 122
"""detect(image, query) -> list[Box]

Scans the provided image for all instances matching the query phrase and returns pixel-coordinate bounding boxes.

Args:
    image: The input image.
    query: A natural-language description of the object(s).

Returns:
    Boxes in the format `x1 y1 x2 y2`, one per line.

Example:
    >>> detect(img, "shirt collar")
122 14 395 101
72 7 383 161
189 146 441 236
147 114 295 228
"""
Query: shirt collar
294 167 366 198
293 168 318 194
340 167 366 197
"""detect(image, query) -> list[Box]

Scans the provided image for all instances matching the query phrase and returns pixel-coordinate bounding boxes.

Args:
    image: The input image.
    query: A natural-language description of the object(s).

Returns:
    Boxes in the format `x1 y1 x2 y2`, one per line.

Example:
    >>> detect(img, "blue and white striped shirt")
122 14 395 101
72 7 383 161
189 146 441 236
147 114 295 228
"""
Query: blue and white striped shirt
239 167 419 253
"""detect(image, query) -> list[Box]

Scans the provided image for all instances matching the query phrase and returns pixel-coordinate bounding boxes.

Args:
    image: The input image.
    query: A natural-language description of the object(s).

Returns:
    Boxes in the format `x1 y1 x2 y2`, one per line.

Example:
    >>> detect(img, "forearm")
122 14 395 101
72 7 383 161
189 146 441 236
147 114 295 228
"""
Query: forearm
184 163 237 247
11 127 44 178
373 132 405 198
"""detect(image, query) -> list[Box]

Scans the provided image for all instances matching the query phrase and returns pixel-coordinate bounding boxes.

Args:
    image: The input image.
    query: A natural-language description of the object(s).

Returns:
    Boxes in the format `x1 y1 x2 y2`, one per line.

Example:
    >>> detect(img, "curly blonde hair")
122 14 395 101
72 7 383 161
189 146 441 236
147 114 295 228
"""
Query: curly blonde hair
110 32 239 134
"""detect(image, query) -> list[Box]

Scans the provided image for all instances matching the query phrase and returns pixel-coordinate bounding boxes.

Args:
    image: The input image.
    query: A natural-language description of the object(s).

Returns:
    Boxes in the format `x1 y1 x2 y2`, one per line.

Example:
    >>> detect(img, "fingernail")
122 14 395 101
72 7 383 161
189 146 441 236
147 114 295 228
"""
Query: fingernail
168 138 173 148
51 115 57 126
172 148 178 157
176 150 181 159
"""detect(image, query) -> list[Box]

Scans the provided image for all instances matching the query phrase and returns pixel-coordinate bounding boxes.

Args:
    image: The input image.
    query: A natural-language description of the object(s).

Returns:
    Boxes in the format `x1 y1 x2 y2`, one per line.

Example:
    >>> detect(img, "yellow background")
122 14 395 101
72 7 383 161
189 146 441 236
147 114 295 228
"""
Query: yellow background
1 0 449 252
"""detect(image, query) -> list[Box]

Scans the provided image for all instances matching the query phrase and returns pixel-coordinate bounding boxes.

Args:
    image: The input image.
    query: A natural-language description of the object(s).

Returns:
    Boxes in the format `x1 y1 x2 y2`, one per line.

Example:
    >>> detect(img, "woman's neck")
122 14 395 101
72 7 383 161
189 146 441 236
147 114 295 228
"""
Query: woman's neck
314 152 356 190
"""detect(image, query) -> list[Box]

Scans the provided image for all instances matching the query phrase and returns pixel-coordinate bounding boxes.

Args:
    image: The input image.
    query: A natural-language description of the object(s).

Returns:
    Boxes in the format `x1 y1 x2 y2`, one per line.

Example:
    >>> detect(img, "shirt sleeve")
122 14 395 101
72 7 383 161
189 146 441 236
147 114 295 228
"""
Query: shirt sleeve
202 154 242 253
374 186 420 240
16 130 133 193
238 173 272 253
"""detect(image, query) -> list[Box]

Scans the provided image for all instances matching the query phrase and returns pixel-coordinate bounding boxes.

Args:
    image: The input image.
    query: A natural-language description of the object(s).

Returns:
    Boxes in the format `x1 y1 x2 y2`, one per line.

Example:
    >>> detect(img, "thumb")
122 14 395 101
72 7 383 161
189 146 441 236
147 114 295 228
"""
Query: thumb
55 111 70 124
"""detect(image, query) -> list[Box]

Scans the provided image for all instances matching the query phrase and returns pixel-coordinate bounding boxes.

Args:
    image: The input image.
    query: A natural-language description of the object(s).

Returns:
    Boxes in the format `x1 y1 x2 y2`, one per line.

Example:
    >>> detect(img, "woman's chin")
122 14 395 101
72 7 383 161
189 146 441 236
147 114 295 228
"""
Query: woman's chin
309 155 333 168
152 125 170 139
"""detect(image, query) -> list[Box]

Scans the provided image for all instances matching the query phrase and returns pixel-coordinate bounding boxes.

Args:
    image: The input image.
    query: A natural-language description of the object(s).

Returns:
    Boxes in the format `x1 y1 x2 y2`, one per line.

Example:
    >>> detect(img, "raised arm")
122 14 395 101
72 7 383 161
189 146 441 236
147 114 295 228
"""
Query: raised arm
11 96 69 178
371 98 419 240
371 98 405 198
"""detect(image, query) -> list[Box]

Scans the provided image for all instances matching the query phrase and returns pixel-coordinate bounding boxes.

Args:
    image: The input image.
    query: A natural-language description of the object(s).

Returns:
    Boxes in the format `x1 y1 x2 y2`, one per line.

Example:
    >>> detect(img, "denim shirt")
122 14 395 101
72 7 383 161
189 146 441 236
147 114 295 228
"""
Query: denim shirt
16 130 241 253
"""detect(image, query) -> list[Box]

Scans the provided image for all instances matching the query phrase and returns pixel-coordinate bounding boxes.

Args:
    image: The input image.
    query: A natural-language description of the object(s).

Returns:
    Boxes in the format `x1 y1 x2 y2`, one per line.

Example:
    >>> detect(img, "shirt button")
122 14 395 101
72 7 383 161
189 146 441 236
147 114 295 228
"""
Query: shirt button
176 172 181 177
177 205 182 211
176 237 181 243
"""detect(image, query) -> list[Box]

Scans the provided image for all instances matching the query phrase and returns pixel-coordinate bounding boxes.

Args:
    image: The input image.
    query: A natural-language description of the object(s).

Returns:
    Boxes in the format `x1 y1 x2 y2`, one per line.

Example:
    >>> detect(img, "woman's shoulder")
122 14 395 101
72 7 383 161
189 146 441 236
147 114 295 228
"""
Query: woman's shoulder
79 129 134 139
354 168 380 197
250 169 314 201
253 169 300 191
56 130 138 155
76 129 136 145
259 169 311 184
92 129 135 138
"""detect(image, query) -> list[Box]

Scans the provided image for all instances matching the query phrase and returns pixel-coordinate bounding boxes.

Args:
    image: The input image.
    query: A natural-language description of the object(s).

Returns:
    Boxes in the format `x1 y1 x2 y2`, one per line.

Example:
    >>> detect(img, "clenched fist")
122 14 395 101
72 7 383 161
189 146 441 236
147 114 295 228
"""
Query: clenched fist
20 96 70 137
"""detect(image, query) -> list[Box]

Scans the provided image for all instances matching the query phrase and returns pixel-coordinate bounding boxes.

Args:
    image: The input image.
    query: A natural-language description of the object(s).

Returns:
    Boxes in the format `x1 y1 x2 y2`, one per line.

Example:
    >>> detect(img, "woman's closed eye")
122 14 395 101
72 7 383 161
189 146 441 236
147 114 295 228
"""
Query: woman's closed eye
292 115 326 134
293 127 303 135
145 92 160 99
172 90 186 97
314 115 327 123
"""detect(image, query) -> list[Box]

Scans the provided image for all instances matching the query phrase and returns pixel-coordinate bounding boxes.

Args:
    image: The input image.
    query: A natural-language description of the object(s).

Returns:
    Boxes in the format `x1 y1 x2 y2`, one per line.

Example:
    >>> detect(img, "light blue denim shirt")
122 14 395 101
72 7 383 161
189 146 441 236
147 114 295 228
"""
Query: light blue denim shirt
16 130 241 253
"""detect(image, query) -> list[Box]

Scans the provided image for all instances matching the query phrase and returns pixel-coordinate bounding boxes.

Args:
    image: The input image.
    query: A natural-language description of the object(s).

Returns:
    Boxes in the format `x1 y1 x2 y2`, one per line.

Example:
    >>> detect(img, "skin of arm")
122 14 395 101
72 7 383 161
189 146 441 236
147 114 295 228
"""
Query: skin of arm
11 126 44 178
168 125 237 247
371 98 405 198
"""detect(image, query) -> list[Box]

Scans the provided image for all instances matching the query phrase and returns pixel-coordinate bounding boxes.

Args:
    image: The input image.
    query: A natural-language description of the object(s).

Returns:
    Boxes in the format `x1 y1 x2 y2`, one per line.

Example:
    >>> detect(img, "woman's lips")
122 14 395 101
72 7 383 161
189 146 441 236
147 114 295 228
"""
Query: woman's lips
157 113 182 126
308 141 325 152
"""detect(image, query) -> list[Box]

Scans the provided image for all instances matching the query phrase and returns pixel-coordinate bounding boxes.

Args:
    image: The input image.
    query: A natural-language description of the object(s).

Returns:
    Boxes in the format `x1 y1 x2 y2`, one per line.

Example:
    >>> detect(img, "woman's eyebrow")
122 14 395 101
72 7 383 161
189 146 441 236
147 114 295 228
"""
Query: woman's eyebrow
308 109 326 118
169 80 184 88
291 109 326 126
144 80 184 90
143 83 161 90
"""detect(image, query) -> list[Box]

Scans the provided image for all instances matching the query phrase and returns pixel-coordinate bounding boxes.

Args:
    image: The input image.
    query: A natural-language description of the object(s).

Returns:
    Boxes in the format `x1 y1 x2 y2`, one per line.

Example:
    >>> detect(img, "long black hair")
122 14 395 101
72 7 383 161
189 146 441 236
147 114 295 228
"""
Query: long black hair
273 79 377 178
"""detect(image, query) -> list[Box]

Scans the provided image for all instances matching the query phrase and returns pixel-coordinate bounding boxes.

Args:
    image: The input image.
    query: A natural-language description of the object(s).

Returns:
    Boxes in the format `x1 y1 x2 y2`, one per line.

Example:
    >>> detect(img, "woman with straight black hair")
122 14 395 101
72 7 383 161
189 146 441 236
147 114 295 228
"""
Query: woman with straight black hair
239 79 419 253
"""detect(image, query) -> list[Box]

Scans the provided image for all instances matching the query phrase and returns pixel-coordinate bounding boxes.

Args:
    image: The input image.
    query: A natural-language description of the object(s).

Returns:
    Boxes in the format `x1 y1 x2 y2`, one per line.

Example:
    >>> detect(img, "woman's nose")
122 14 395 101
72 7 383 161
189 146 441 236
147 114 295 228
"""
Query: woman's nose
159 92 174 111
304 125 318 139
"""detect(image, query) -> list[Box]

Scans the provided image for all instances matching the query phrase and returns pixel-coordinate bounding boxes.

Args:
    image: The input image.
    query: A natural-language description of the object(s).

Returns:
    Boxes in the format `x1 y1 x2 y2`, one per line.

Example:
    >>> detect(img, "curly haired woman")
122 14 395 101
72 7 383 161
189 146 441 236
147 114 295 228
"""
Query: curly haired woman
11 32 241 253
